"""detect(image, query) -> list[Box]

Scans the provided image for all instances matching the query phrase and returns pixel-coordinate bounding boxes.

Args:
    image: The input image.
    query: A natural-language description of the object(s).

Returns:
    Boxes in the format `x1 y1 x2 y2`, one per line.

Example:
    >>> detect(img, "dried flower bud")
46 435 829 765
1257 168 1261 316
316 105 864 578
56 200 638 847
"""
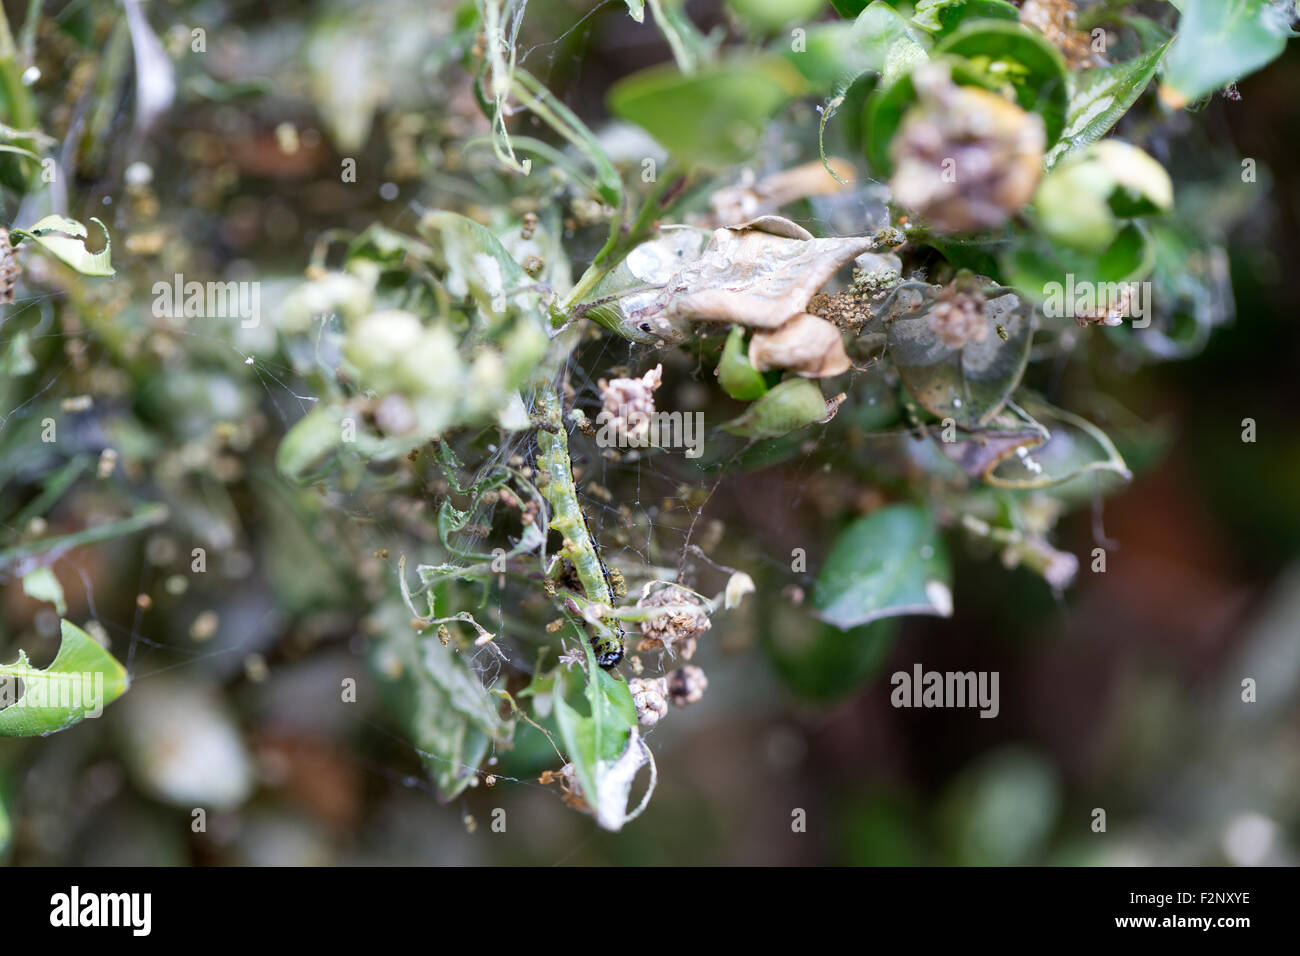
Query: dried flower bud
629 676 669 727
666 665 708 707
635 583 711 659
890 63 1045 234
597 364 663 444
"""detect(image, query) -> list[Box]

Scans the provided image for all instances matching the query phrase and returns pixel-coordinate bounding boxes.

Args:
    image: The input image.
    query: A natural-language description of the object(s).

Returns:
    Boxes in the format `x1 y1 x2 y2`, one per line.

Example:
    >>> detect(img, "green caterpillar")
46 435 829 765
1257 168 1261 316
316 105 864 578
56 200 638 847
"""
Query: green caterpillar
535 384 625 668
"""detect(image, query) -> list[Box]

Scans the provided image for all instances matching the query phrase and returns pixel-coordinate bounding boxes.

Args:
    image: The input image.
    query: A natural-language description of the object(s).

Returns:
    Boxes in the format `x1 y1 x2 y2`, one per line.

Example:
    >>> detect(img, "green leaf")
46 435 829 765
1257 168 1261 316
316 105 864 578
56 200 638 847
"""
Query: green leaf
852 1 932 86
718 326 769 400
934 20 1071 146
912 0 1019 35
608 56 807 167
0 620 130 737
762 610 898 701
419 210 530 319
624 0 646 22
1035 141 1173 253
727 0 826 32
1159 0 1293 109
370 604 510 800
722 377 830 439
553 635 646 831
984 395 1131 492
1046 41 1171 167
940 749 1060 865
887 280 1035 429
276 406 344 483
812 504 953 629
9 216 115 277
1003 221 1154 307
21 567 67 616
830 0 870 16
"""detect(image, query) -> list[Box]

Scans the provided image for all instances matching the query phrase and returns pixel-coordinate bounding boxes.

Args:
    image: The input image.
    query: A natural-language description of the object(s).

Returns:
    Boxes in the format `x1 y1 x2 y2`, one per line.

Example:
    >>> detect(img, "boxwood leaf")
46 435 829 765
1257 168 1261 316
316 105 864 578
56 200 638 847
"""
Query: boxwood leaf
370 604 510 800
934 20 1070 146
985 395 1131 492
722 377 832 438
9 216 115 277
718 325 769 400
887 281 1035 429
812 504 953 629
0 620 130 737
608 56 807 167
554 636 645 831
912 0 1019 35
1159 0 1294 110
1046 41 1171 167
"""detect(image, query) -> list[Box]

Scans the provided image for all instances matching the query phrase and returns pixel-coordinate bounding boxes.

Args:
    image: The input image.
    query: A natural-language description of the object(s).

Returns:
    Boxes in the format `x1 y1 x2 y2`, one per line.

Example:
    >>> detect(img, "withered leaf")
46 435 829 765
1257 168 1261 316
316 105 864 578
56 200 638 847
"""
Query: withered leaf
748 313 851 378
653 217 875 329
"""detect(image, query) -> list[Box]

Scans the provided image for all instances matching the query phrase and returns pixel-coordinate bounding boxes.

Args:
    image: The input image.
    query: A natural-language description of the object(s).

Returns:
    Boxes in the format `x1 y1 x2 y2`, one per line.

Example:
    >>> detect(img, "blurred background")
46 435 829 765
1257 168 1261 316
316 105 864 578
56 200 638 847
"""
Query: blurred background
1 0 1298 865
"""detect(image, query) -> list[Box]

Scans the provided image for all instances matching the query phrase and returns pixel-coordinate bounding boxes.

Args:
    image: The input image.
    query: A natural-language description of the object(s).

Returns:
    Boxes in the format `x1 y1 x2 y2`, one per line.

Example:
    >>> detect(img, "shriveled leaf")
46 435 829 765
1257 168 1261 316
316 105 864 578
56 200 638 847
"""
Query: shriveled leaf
936 411 1049 480
512 69 622 206
1046 41 1171 167
582 226 708 344
608 56 807 167
10 216 115 277
722 377 833 439
371 604 510 800
1159 0 1293 110
420 210 531 320
812 504 953 629
748 313 852 378
0 620 130 737
652 219 876 329
887 282 1034 429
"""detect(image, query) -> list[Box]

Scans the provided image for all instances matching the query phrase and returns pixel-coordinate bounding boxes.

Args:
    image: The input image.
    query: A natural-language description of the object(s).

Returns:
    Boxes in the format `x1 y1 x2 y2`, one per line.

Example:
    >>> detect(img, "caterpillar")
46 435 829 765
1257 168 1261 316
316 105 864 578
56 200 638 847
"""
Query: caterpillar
535 384 625 668
0 229 20 305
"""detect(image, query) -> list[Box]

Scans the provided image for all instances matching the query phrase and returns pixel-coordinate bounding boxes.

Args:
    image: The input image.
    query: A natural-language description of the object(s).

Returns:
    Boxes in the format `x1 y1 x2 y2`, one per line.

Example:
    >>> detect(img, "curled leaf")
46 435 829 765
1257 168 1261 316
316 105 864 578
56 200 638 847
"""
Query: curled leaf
10 216 115 277
748 312 852 378
654 218 876 329
717 325 769 399
722 377 835 439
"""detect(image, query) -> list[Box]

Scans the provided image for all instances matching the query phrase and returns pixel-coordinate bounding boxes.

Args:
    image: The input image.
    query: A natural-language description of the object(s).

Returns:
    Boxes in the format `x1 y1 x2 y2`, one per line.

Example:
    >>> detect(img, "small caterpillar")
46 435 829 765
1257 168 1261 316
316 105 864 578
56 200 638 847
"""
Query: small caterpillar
535 384 624 668
0 229 20 305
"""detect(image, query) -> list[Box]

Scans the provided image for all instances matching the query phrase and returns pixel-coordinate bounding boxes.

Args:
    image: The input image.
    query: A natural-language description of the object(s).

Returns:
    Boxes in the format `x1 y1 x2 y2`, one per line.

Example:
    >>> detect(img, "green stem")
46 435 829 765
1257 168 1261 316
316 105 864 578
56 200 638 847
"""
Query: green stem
0 503 169 570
